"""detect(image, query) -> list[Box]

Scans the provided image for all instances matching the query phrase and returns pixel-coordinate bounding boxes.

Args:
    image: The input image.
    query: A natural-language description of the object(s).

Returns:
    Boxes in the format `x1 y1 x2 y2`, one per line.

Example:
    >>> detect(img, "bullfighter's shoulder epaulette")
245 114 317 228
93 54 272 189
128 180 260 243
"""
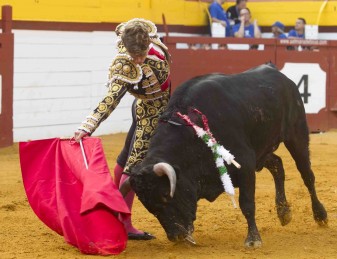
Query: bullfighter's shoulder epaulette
109 54 142 85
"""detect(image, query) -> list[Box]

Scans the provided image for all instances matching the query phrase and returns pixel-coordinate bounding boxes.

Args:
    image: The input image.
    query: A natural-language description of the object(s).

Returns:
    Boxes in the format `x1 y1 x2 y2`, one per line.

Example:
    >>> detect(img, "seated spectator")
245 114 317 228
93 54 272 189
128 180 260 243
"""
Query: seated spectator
271 21 287 39
232 8 261 38
227 0 248 25
288 17 306 39
209 0 231 37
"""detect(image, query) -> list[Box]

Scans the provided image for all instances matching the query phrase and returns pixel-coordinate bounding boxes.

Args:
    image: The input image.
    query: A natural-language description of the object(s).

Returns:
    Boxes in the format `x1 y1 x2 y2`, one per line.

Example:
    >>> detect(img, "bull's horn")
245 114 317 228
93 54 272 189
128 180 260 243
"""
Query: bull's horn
119 177 131 198
153 162 176 198
185 235 197 245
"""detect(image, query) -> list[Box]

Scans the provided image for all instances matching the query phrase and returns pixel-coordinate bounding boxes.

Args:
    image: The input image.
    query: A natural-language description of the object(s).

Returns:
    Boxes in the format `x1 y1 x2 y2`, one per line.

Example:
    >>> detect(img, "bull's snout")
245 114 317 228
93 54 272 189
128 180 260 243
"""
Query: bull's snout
166 223 196 245
167 233 184 242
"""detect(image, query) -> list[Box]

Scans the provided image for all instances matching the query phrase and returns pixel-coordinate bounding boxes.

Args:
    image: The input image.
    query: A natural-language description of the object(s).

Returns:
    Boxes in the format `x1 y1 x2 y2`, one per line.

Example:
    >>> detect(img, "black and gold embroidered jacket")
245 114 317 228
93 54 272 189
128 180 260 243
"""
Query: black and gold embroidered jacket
78 19 170 134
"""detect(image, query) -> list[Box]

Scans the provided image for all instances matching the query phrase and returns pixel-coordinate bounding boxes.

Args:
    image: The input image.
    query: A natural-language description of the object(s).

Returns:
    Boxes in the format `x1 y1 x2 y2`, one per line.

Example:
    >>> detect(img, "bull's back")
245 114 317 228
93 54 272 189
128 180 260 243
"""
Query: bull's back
168 64 306 151
172 64 302 118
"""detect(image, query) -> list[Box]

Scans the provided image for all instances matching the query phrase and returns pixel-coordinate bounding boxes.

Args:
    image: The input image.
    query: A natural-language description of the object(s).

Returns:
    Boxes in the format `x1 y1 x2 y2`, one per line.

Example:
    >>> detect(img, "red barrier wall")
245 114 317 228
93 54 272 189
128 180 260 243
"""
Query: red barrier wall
0 6 14 148
166 37 277 89
276 39 337 132
164 36 337 132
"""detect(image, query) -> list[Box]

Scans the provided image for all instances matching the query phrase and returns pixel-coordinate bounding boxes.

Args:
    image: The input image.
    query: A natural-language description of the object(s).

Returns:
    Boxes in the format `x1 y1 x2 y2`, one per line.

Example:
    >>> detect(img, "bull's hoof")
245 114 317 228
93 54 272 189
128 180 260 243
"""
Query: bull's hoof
244 233 262 248
316 218 328 226
313 202 328 226
244 239 262 248
277 205 292 226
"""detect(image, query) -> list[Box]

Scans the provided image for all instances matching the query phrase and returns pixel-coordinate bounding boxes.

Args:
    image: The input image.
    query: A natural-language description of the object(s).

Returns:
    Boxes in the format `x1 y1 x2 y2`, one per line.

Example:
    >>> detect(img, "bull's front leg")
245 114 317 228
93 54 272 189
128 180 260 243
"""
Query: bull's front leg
238 172 262 248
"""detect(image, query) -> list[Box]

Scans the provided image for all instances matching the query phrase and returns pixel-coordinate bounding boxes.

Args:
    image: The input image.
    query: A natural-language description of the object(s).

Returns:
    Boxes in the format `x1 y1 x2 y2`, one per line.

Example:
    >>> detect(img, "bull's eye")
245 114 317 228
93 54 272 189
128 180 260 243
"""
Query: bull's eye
161 191 170 203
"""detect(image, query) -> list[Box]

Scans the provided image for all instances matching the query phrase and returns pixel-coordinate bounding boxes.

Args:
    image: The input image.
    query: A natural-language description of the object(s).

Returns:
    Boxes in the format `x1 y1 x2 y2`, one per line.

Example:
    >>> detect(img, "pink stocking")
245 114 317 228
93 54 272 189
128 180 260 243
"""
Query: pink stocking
119 174 143 235
113 163 123 186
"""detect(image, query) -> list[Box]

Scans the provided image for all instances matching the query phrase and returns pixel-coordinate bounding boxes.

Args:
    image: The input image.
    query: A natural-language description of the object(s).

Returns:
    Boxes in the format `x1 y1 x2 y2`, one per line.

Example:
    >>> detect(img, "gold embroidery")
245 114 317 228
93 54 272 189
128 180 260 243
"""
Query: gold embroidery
109 55 142 84
104 96 113 105
142 79 150 88
123 65 131 73
124 92 170 173
98 103 107 112
111 83 122 91
149 75 157 84
145 58 170 88
115 62 123 70
144 83 160 94
142 65 153 77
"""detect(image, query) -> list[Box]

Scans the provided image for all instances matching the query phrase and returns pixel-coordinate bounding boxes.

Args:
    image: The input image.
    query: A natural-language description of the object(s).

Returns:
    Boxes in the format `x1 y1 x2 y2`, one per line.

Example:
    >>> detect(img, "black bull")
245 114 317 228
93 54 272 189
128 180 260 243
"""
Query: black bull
125 64 328 247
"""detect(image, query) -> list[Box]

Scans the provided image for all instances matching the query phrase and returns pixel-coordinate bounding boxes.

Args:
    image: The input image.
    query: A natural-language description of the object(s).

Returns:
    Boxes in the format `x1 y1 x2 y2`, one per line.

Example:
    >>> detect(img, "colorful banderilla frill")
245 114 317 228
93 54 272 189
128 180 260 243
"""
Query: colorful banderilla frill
177 108 241 208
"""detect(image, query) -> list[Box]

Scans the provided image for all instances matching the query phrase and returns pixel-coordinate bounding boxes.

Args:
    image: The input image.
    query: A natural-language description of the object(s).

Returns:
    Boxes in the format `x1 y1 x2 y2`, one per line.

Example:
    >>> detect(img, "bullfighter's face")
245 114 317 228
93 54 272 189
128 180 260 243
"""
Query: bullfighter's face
130 164 197 244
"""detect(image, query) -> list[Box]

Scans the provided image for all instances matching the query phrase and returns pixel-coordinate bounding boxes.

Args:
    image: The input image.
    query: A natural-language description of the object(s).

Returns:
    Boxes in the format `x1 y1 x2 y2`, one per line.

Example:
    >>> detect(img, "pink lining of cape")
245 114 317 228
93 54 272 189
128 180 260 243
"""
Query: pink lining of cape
19 137 130 255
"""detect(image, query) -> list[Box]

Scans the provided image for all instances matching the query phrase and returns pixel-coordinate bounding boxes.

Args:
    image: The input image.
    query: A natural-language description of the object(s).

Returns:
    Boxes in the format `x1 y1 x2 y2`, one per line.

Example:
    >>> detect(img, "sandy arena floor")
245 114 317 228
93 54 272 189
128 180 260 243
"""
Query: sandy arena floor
1 131 337 259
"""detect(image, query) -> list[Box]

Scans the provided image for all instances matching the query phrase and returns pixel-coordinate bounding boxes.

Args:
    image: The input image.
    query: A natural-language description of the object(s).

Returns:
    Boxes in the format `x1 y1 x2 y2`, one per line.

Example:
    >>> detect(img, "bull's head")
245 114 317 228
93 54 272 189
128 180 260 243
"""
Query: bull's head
125 162 198 245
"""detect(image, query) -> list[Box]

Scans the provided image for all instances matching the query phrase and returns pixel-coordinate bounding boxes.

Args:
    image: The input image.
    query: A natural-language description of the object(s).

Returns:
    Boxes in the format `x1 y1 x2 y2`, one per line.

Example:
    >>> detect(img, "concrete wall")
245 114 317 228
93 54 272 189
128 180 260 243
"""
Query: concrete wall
13 30 133 141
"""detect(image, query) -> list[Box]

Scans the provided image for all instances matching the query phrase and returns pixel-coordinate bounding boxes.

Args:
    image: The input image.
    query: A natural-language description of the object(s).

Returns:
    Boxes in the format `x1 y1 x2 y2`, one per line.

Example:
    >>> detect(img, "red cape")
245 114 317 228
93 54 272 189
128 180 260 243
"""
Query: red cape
19 137 130 255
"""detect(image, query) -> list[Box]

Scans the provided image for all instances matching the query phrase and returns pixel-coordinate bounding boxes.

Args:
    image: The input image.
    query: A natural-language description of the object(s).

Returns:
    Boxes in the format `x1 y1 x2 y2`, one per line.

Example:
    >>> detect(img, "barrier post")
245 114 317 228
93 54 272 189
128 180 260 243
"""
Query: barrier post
327 40 337 129
0 5 14 147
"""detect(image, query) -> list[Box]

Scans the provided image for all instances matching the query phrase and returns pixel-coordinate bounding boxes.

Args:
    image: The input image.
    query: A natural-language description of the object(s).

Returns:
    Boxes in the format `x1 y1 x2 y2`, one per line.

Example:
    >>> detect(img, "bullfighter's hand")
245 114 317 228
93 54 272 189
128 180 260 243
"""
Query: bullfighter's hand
74 130 88 143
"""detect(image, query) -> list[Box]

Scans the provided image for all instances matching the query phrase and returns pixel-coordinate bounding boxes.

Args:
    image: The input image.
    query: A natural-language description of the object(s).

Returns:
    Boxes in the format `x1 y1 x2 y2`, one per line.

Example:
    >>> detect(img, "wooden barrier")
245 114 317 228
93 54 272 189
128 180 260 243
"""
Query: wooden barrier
276 39 337 132
0 5 14 147
164 36 337 132
165 36 277 89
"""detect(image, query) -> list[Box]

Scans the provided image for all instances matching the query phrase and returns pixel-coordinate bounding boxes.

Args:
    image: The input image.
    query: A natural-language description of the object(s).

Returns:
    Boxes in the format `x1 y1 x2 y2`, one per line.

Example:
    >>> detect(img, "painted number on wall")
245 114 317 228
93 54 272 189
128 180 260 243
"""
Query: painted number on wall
297 74 311 104
281 63 326 114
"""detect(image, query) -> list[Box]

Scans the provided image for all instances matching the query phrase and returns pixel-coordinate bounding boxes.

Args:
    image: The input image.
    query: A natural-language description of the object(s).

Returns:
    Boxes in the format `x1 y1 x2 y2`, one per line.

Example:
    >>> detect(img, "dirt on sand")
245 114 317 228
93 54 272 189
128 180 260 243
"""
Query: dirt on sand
1 131 337 259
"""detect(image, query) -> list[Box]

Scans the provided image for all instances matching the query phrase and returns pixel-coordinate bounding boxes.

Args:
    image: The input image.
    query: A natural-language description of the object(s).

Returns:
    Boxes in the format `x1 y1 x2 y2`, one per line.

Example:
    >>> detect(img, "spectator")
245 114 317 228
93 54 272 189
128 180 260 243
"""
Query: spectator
288 17 306 39
227 0 248 25
232 8 261 38
271 21 287 39
209 0 231 37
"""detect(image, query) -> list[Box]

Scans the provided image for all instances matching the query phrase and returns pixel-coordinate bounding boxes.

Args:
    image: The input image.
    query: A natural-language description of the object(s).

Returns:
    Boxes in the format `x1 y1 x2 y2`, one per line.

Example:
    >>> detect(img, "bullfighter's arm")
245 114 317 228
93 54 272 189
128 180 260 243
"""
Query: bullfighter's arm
77 80 128 135
78 55 143 134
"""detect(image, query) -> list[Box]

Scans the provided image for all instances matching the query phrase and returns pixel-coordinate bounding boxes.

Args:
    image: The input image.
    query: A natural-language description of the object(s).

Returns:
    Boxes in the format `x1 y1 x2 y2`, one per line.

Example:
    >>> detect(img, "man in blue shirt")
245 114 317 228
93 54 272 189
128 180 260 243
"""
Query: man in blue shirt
209 0 231 37
271 21 287 39
288 18 306 39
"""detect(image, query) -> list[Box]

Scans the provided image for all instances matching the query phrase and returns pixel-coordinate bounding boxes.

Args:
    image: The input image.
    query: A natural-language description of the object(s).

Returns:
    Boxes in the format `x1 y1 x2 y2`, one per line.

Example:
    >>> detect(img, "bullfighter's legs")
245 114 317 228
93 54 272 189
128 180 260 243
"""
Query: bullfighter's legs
263 153 292 226
119 174 142 234
114 99 150 236
113 163 123 186
238 157 262 247
121 98 167 240
284 134 328 225
114 99 137 186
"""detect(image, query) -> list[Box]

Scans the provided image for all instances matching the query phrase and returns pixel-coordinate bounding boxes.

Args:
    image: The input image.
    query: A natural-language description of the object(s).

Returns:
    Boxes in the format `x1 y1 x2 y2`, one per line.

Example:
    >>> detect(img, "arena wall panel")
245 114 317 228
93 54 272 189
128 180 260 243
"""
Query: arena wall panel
12 30 134 141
